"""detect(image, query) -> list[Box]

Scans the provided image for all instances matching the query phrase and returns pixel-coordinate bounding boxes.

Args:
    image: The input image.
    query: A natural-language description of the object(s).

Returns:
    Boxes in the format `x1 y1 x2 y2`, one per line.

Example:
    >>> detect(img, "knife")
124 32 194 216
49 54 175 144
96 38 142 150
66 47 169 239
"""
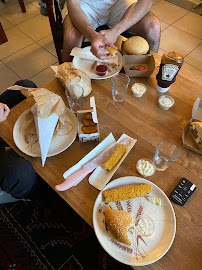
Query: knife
55 137 131 191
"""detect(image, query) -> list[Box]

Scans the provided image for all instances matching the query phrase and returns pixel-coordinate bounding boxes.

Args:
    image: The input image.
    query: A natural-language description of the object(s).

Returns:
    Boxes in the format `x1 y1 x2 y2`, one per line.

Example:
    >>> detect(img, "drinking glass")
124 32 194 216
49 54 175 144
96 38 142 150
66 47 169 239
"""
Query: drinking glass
65 85 84 113
111 73 130 102
153 141 179 171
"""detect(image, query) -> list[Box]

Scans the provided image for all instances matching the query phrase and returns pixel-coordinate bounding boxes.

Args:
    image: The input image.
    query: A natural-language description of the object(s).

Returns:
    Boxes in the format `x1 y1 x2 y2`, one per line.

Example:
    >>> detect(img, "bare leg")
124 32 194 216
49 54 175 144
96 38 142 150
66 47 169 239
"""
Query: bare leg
62 15 84 62
122 5 161 53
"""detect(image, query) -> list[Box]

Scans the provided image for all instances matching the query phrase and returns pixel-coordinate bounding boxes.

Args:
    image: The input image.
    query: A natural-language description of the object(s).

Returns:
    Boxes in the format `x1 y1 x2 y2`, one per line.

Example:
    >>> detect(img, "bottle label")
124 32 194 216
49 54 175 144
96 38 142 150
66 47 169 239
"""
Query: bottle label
161 64 179 81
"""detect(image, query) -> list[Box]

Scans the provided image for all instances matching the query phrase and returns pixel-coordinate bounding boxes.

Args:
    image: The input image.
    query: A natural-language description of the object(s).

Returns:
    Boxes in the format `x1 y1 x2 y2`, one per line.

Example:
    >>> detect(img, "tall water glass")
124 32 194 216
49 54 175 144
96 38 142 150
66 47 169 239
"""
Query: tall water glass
153 141 179 171
65 85 84 113
111 73 130 102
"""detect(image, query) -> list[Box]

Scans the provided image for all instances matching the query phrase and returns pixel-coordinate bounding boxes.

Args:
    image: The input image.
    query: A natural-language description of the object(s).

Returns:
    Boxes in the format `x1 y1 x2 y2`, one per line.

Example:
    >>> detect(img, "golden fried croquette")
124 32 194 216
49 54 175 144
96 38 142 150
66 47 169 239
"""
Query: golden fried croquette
83 113 92 120
81 126 97 134
103 144 126 171
103 184 152 203
81 118 96 126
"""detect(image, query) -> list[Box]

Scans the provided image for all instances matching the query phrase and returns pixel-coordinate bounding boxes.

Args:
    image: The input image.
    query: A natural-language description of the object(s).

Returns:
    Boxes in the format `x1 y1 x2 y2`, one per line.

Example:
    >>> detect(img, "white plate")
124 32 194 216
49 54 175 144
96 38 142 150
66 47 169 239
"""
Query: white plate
73 46 123 80
13 109 78 157
93 176 176 266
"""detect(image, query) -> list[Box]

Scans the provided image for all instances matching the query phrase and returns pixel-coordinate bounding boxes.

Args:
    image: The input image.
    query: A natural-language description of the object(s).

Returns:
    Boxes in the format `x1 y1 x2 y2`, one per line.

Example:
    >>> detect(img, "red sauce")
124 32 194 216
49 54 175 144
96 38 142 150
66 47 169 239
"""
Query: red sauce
96 65 107 76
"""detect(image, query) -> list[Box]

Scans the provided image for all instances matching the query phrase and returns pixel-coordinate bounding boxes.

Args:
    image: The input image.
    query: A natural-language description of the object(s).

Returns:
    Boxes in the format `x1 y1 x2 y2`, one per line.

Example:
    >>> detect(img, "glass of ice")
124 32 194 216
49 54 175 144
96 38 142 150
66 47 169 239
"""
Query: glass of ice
111 73 130 102
153 141 179 171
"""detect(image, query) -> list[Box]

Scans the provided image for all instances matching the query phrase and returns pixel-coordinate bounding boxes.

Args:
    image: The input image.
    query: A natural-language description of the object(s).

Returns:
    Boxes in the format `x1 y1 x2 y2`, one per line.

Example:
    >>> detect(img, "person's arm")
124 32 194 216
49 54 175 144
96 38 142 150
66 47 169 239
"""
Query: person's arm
66 0 116 59
0 103 10 123
99 0 152 44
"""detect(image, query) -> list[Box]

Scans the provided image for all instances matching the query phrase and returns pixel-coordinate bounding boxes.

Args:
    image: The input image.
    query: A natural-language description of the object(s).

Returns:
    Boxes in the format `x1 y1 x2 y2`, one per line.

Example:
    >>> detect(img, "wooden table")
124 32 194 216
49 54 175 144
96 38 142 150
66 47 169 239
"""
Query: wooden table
0 54 201 270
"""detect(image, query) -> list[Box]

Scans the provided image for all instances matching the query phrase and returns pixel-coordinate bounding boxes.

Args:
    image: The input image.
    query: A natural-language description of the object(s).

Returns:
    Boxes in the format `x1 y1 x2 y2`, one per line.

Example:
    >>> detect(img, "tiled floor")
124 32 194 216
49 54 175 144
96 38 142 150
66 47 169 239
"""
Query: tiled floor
0 0 201 94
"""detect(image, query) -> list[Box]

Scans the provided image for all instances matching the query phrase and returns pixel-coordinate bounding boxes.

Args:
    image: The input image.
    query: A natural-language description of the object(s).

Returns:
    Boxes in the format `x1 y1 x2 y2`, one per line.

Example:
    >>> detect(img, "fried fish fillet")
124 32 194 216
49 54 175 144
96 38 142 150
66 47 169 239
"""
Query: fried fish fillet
103 184 152 203
103 144 126 171
108 47 117 56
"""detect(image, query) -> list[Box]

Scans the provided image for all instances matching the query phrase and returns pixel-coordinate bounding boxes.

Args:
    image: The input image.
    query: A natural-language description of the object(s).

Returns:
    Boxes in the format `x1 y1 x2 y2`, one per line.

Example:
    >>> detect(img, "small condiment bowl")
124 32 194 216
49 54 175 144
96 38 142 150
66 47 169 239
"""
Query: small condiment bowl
132 83 147 97
96 65 107 76
136 158 156 177
158 95 174 110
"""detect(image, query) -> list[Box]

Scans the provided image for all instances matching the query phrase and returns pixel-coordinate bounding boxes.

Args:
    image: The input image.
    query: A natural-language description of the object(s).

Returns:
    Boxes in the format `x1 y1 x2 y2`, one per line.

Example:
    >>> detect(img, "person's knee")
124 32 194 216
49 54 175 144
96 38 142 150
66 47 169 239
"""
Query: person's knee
1 157 37 199
14 79 37 88
63 15 83 50
145 13 161 40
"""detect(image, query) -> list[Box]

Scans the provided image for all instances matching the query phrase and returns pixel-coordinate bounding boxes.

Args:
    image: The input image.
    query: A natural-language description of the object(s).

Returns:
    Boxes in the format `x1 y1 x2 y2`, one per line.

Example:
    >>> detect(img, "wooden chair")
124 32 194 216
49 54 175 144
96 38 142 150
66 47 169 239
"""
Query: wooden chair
18 0 26 13
0 0 26 45
43 0 135 64
0 22 8 45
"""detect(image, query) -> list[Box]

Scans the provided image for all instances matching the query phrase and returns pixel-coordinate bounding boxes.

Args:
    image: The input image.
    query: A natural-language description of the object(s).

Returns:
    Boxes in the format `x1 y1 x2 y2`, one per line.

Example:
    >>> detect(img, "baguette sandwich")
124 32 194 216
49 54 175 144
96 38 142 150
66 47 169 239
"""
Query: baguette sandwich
190 121 202 150
105 205 134 246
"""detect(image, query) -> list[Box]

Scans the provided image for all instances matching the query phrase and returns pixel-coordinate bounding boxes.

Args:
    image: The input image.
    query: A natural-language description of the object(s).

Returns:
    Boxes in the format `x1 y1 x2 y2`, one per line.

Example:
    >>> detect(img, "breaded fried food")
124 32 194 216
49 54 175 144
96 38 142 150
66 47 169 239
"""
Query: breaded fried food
103 144 126 171
81 118 96 126
103 184 152 203
108 47 117 56
81 126 97 134
105 205 134 246
83 113 92 120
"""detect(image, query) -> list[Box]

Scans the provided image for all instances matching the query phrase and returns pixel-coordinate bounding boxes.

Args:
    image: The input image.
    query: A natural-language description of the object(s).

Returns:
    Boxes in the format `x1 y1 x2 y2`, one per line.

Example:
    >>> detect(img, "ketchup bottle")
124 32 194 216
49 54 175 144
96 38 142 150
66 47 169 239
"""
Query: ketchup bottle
156 51 184 92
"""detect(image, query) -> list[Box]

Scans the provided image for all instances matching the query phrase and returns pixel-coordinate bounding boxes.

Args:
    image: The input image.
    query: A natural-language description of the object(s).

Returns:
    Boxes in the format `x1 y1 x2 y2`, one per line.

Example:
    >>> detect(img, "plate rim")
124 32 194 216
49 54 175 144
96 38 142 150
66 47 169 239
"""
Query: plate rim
13 108 78 158
73 46 123 80
93 176 176 266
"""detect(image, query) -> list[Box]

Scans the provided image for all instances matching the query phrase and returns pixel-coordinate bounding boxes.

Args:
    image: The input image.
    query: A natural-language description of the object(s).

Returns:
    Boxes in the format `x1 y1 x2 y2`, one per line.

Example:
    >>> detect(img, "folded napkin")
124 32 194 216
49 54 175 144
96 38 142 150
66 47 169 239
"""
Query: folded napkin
70 47 119 65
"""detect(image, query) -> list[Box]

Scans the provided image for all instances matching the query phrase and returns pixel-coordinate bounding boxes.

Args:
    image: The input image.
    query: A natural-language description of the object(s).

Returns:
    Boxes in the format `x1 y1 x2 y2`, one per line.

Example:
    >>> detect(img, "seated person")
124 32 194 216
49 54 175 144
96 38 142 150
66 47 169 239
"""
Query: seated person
0 80 38 200
62 0 161 62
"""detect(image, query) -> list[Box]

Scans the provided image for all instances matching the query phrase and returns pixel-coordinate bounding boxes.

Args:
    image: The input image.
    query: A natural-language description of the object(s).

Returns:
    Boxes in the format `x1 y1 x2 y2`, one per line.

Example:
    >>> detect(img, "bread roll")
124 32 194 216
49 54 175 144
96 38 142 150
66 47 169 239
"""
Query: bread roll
103 184 152 203
105 205 134 246
123 36 149 55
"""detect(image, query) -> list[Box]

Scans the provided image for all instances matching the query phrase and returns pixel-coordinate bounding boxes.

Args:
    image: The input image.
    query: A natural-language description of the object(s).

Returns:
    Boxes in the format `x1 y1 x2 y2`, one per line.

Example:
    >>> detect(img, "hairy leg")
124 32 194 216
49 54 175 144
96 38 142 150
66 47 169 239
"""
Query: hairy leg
62 15 84 62
123 5 161 53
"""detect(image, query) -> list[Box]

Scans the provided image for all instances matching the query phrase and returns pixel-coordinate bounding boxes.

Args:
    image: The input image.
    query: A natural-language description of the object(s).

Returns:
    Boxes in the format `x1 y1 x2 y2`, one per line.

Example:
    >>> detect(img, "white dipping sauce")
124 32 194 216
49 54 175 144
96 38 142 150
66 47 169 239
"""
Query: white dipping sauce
132 83 146 97
158 95 174 110
137 159 155 176
159 97 173 107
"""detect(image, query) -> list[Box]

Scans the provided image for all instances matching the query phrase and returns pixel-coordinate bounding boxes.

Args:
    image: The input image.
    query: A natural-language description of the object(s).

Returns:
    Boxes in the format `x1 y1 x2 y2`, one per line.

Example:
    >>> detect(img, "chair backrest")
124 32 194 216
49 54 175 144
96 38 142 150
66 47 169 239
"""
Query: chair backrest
43 0 63 63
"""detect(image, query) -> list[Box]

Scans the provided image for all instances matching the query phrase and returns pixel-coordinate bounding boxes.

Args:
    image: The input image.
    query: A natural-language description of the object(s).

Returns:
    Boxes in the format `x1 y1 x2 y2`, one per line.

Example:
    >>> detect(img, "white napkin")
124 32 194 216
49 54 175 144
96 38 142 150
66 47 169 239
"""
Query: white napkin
30 104 59 166
70 47 119 65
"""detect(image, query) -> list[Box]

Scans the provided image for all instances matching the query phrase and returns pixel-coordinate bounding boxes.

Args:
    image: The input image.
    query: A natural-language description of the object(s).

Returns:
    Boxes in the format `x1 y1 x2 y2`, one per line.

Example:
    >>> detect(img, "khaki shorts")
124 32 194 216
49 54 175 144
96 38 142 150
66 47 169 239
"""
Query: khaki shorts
61 0 136 29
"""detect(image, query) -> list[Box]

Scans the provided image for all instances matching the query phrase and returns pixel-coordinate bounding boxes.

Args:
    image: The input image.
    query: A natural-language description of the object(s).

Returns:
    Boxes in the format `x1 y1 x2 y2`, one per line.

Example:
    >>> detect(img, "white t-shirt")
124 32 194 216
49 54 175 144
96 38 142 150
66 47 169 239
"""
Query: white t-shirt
61 0 136 28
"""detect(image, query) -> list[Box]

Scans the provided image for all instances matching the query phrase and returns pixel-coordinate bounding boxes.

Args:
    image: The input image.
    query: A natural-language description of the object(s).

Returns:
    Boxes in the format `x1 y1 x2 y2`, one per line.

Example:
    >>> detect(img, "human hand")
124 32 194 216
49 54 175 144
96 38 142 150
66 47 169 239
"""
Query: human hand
90 33 117 60
98 28 119 45
0 103 10 123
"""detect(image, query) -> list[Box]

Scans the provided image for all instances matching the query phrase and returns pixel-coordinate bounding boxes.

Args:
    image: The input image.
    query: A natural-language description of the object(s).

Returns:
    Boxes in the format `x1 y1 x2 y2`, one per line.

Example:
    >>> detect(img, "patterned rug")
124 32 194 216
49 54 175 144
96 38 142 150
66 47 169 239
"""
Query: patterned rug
0 182 131 270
